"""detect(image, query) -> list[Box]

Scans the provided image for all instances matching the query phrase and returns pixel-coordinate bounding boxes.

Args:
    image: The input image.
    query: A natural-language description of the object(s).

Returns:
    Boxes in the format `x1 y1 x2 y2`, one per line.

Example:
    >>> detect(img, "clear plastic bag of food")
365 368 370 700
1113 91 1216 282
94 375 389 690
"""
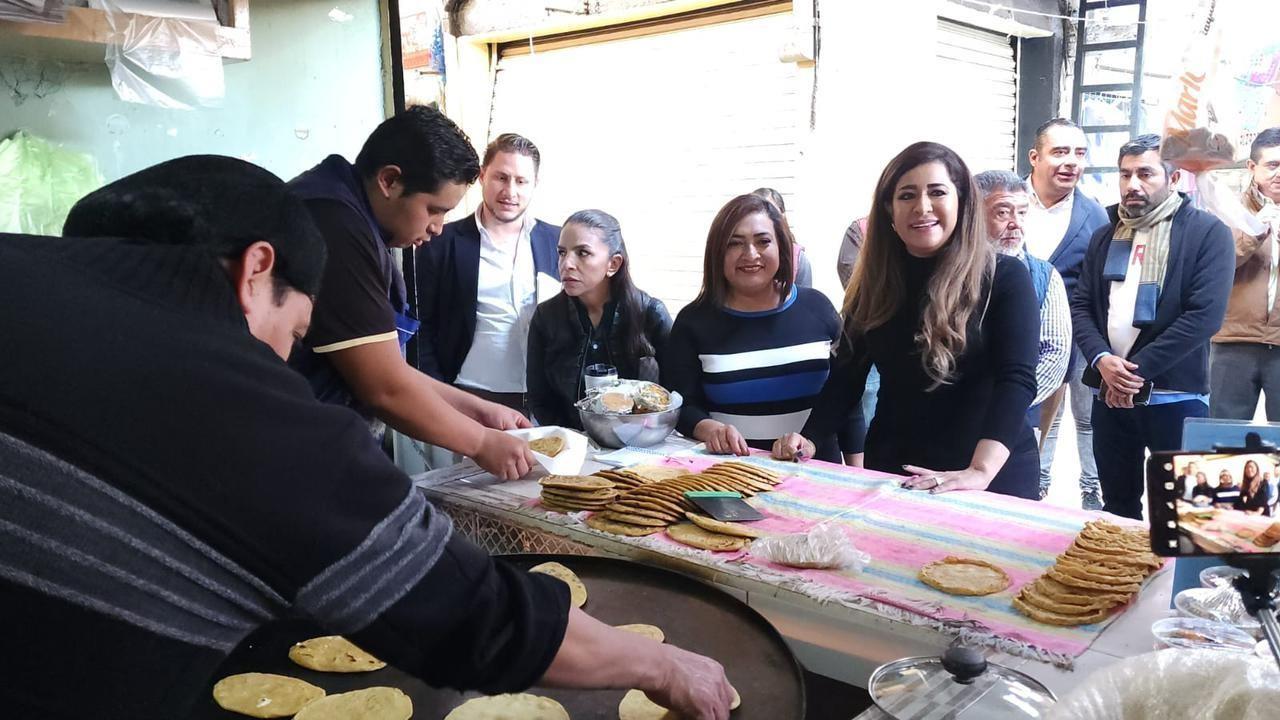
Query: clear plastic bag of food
575 380 676 415
1047 649 1280 720
751 523 870 571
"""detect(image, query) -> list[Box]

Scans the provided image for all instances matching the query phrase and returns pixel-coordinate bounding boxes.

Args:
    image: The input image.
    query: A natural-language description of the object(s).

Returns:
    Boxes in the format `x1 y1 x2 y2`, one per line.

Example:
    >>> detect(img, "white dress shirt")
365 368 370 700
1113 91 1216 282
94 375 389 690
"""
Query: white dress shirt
455 214 538 392
1024 179 1074 262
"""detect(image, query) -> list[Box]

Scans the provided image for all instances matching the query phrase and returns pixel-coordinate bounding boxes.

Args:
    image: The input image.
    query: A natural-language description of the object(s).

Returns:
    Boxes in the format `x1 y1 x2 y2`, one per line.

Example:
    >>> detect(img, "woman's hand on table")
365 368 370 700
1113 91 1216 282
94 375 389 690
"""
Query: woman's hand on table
900 464 994 494
772 433 815 462
694 420 750 456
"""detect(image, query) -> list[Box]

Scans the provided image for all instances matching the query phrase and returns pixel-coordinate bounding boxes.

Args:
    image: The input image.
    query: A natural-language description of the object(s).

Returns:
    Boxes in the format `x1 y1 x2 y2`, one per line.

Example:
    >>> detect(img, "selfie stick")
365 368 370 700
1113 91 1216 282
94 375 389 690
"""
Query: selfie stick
1215 432 1280 670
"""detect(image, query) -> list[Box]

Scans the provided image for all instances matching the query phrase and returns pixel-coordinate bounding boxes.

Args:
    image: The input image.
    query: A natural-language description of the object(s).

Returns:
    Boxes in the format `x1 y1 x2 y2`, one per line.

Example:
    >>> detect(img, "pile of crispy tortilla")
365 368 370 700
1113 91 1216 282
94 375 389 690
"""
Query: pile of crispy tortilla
1013 520 1162 626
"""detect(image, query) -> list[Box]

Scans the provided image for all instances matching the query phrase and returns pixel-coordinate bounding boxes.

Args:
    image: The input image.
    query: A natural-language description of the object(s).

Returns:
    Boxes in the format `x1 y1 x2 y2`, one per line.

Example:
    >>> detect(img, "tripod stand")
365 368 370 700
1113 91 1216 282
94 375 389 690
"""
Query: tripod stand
1229 559 1280 671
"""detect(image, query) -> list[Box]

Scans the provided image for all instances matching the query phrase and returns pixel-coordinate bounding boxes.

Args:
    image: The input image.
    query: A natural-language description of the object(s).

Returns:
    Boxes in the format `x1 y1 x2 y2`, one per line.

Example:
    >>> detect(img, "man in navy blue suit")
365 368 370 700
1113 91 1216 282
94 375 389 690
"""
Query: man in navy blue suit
415 133 562 416
1024 118 1110 508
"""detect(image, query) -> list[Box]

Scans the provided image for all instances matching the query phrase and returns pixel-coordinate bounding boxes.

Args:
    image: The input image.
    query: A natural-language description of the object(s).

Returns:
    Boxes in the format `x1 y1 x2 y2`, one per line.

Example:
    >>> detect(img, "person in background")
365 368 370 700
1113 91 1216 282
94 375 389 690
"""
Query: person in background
836 214 880 426
416 133 562 415
2 156 733 720
1237 459 1272 515
1071 134 1234 520
776 142 1040 498
750 187 813 287
974 170 1071 448
287 106 534 481
1211 128 1280 420
1025 118 1111 510
1213 469 1242 509
663 194 842 458
1272 462 1280 513
1191 471 1215 502
1176 460 1200 500
526 210 672 429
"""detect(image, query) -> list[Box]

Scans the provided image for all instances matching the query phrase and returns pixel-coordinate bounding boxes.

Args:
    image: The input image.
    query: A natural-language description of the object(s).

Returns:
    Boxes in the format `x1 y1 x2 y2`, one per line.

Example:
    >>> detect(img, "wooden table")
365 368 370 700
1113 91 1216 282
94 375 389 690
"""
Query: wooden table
414 444 1175 717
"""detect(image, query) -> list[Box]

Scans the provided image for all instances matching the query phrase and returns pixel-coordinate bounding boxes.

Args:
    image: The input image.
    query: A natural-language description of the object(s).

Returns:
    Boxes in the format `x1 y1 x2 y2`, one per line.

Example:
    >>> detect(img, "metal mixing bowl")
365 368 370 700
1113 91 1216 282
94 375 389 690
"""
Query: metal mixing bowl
578 394 682 448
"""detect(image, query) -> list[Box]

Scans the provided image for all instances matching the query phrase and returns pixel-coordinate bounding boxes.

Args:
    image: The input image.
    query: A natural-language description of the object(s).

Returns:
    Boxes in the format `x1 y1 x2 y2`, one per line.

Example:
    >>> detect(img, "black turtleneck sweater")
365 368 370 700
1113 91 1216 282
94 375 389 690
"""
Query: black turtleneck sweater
0 233 569 719
804 253 1040 497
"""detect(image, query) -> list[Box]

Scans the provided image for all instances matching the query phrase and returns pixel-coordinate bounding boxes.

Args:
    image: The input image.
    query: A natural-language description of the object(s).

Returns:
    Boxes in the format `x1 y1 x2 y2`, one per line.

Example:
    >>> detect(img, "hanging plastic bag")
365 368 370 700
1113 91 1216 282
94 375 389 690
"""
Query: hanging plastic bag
0 131 103 235
1160 0 1240 174
100 0 225 110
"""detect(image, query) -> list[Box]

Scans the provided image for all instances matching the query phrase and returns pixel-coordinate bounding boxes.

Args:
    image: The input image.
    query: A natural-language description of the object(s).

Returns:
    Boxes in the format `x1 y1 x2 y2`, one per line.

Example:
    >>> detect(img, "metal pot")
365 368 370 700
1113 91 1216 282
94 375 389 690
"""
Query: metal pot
868 643 1057 720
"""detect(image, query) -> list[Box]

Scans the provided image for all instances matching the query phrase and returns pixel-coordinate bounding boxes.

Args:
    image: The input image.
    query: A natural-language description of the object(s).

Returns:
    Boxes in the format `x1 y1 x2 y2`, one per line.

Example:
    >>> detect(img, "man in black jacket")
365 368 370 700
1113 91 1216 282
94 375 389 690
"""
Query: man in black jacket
0 156 733 720
415 133 561 413
1071 135 1234 519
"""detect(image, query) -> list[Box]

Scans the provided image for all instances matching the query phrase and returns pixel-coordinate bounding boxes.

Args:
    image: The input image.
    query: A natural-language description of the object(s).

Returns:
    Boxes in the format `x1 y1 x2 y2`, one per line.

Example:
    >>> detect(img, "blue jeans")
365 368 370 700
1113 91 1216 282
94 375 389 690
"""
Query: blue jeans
1039 348 1099 496
1092 398 1208 520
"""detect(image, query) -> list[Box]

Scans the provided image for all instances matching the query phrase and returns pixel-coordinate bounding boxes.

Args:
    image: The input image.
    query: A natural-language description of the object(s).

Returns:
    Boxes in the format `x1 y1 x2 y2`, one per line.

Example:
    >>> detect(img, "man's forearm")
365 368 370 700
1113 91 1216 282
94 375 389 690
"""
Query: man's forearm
432 378 486 418
540 608 665 691
368 373 488 456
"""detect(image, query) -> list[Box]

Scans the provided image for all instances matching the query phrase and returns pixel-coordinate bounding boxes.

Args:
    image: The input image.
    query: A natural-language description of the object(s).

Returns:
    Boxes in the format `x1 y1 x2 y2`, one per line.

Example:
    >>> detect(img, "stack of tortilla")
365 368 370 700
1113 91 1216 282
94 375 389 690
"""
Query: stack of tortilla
1013 520 1163 626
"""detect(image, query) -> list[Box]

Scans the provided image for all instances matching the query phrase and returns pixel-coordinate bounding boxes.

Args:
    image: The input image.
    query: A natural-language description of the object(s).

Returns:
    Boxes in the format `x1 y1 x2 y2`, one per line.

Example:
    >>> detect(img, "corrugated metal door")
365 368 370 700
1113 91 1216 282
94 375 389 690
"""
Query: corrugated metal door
931 19 1018 172
489 10 802 313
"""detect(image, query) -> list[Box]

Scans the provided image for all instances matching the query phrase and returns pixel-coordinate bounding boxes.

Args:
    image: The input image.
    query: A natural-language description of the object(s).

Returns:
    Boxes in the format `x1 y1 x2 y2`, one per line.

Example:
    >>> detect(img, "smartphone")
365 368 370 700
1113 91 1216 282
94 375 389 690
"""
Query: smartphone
1146 450 1280 557
1081 365 1153 405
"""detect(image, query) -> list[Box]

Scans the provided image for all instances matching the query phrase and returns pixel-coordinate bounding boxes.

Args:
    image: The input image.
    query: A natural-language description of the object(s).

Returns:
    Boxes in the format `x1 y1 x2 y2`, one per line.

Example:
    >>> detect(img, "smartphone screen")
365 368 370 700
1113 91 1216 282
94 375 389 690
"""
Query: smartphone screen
1147 451 1280 556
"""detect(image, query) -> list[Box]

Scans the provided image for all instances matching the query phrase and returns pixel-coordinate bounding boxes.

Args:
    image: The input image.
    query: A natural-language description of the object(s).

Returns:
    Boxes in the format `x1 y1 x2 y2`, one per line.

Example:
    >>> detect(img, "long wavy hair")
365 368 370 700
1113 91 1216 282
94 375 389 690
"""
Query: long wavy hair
693 194 795 308
843 141 994 389
562 209 655 358
1243 460 1263 495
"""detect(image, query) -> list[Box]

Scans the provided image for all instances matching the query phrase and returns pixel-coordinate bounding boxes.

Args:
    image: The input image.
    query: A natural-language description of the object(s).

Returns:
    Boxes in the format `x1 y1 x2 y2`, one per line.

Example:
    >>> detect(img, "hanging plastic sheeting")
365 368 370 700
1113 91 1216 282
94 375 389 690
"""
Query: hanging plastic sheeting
101 0 225 110
1158 0 1280 236
0 131 103 236
1046 648 1280 720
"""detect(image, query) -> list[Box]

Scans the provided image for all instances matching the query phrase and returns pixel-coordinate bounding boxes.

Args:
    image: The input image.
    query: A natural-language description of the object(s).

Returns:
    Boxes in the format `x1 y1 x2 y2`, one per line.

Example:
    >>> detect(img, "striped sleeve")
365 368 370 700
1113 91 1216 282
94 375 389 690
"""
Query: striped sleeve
1034 269 1071 405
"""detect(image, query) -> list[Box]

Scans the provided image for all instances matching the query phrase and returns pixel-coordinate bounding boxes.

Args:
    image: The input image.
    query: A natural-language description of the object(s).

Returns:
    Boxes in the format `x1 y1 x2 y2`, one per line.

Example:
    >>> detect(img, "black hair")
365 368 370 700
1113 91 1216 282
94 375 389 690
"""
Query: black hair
1118 133 1175 177
562 209 655 358
63 155 326 297
1251 127 1280 162
751 187 786 213
354 105 480 195
483 133 542 176
695 194 795 308
1034 118 1082 150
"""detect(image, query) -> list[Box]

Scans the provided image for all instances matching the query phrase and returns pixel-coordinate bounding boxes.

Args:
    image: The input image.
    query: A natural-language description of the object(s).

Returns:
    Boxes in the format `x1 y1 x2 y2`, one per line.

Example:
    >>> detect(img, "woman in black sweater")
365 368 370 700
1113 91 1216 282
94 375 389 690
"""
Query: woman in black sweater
526 210 671 429
775 142 1041 498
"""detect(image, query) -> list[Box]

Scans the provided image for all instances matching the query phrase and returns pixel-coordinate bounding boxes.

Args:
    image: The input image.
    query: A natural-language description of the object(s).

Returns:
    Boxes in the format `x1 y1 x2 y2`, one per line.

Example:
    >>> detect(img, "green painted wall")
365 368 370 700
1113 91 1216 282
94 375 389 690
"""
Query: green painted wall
0 0 386 183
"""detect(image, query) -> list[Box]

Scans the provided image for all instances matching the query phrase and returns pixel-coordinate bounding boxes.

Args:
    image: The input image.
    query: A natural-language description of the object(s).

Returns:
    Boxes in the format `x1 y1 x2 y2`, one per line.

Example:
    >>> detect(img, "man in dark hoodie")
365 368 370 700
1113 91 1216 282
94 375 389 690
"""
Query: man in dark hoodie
0 156 733 720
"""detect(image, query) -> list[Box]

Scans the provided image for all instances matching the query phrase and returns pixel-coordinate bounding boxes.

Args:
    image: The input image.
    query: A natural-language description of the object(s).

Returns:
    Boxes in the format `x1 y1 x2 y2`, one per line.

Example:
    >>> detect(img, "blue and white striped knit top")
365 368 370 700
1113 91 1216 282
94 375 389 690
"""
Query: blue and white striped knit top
663 286 841 450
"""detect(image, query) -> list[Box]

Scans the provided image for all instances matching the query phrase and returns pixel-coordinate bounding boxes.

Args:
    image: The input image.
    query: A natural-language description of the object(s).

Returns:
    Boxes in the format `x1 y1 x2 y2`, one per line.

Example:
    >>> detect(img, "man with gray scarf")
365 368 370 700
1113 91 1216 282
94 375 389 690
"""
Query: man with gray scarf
1071 134 1234 520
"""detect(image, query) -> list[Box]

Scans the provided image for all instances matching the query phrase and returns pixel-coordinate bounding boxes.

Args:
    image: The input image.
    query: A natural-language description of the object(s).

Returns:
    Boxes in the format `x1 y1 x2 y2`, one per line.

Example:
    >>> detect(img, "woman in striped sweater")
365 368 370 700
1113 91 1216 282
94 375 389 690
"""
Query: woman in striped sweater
661 194 843 459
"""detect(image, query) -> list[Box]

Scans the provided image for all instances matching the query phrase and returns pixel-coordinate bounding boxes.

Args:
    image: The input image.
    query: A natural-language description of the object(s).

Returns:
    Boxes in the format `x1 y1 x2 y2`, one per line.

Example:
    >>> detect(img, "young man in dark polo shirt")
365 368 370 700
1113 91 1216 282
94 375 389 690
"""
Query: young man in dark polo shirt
0 156 734 719
288 106 535 480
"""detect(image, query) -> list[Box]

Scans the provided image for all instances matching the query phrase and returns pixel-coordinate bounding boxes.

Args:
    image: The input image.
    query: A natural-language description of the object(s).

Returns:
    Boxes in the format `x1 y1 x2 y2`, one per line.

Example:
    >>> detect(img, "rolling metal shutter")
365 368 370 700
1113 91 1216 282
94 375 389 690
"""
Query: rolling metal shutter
931 19 1018 172
488 9 801 313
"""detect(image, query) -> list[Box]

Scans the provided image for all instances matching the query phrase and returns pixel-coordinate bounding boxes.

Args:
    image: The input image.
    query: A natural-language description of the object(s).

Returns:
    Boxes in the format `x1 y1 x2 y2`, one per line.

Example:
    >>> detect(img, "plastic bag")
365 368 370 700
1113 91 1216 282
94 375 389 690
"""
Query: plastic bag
101 0 224 109
1197 172 1268 236
1160 1 1241 174
1047 649 1280 720
752 523 870 571
0 131 103 235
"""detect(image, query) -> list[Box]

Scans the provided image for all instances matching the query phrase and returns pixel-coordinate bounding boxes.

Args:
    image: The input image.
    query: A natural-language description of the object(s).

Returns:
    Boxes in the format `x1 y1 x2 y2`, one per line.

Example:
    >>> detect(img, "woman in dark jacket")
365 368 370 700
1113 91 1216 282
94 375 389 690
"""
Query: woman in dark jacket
526 209 671 429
